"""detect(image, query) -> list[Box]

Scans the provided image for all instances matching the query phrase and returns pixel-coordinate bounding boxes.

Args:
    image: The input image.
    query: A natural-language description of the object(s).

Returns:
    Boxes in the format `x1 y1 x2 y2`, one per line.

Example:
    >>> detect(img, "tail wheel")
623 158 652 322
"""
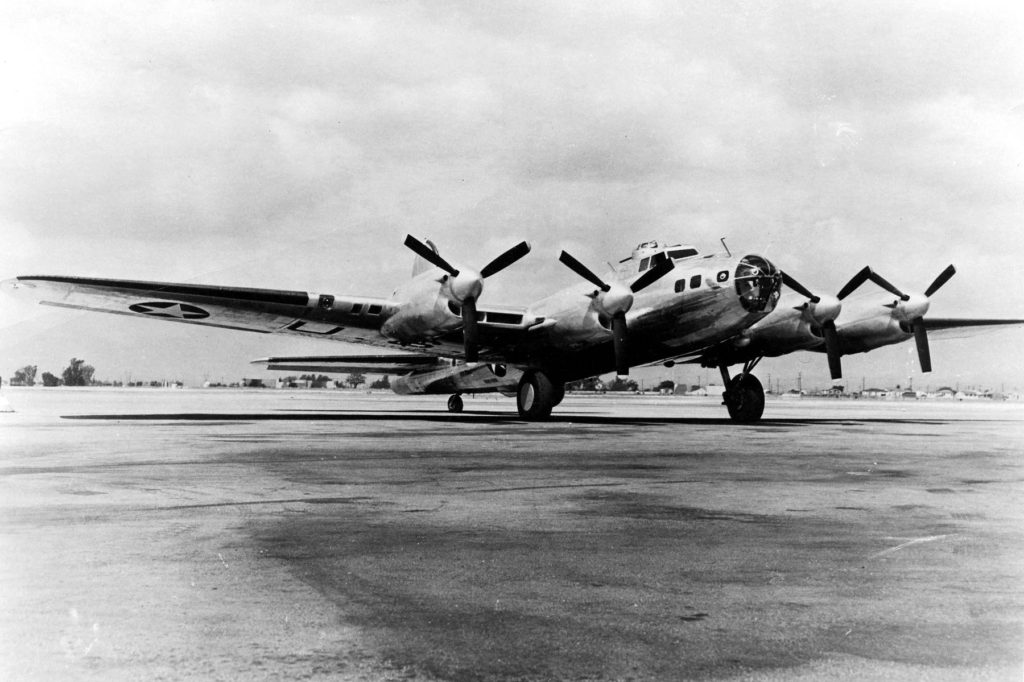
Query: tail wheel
517 371 556 420
447 394 464 413
725 374 765 423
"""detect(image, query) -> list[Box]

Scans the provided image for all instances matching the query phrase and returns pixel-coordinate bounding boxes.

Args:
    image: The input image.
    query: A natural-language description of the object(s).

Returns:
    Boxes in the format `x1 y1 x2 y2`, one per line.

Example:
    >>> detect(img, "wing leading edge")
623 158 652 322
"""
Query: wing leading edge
923 318 1024 331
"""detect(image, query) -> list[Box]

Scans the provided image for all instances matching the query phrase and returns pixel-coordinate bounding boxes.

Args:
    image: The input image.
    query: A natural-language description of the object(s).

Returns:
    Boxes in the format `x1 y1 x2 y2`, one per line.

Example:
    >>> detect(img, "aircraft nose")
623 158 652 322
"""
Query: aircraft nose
735 255 781 313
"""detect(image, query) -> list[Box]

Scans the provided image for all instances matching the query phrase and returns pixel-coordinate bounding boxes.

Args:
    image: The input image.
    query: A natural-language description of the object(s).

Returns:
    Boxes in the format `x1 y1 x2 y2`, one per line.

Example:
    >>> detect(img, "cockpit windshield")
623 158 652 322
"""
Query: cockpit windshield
637 248 699 272
734 255 781 313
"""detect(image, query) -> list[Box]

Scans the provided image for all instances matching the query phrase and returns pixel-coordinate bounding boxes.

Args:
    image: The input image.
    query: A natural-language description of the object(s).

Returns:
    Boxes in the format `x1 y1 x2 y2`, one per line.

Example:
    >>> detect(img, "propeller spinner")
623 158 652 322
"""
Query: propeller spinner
558 251 675 375
404 235 531 362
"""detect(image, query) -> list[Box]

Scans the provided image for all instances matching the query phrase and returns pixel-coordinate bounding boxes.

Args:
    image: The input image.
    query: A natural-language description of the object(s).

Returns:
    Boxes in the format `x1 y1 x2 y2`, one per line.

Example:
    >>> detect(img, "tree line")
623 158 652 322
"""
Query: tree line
564 377 678 393
10 359 95 387
278 374 392 389
8 363 393 390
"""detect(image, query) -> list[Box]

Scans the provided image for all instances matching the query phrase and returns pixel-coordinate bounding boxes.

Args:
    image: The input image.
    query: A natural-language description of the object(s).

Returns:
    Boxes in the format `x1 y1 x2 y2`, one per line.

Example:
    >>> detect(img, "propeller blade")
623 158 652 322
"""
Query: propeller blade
404 235 459 276
913 318 931 373
559 251 610 291
462 297 479 362
822 319 842 380
611 313 629 375
630 254 676 293
867 271 908 301
480 241 531 279
924 264 956 298
836 266 873 300
780 271 819 302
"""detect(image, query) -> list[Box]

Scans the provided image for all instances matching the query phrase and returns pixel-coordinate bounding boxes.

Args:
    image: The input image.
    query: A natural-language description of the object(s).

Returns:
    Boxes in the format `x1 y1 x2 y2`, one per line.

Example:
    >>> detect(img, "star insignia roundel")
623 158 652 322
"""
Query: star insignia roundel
129 301 210 320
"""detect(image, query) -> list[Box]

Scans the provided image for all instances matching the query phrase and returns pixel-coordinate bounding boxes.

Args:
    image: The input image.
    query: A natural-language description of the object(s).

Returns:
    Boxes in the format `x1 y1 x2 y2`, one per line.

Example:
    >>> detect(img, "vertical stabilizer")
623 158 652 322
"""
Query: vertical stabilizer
411 238 441 277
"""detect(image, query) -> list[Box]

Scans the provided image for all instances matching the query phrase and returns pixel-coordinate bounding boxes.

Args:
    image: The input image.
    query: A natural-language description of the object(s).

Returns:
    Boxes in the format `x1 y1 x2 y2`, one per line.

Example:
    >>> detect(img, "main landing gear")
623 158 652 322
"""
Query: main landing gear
516 370 564 421
719 359 765 424
445 371 566 420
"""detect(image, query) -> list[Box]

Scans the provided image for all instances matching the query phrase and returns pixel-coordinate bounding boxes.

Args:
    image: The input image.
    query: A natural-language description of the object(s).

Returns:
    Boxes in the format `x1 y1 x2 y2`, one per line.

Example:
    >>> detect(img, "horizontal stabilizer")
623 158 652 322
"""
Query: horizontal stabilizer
251 354 444 374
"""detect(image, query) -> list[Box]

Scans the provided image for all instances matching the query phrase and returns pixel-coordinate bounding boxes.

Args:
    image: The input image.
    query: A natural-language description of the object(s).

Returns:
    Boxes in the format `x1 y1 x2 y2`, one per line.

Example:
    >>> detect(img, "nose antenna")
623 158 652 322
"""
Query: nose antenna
720 237 731 257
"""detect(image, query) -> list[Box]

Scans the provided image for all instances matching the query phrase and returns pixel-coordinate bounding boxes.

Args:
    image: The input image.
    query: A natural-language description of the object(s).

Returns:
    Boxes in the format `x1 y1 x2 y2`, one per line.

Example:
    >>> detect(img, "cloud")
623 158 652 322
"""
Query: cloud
1 0 1023 387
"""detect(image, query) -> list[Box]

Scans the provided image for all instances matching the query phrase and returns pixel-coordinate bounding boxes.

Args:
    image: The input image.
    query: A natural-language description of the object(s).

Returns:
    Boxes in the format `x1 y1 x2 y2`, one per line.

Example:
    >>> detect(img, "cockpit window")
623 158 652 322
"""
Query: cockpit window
669 249 698 260
734 255 781 313
639 257 650 272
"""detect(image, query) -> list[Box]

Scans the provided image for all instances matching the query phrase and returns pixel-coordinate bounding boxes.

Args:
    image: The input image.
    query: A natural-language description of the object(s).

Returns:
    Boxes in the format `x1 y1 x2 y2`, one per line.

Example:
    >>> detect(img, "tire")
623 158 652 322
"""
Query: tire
725 374 765 423
551 382 566 407
447 394 464 413
517 371 556 420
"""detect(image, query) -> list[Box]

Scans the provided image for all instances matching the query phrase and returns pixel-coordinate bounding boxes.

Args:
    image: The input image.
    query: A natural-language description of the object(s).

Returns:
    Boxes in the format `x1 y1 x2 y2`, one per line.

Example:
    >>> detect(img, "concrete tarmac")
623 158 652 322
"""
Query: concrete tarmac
1 388 1022 681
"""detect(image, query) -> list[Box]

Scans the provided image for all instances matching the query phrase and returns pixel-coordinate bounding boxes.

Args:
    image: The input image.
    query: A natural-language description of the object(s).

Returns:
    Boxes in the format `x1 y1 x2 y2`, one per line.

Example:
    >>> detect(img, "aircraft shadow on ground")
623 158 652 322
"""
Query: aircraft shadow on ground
60 410 955 426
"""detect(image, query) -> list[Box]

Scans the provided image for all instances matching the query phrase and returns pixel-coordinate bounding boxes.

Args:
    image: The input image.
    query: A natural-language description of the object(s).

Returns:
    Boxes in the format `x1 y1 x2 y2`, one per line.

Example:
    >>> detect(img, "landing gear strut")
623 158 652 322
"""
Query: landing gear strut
720 359 765 424
447 394 464 413
517 370 557 421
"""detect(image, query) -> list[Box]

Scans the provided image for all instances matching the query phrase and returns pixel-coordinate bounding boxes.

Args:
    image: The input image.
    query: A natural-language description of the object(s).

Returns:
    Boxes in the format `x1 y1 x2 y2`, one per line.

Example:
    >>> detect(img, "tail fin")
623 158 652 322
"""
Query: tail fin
411 238 440 277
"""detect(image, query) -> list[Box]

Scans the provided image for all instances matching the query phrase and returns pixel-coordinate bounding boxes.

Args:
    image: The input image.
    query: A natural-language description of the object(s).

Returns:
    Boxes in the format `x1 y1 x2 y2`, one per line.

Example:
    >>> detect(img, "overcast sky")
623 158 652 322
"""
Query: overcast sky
2 0 1023 392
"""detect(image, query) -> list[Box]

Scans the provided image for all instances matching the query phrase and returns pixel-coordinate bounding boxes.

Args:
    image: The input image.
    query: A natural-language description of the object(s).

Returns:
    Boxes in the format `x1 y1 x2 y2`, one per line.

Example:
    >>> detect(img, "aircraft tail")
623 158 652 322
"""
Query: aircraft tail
411 238 441 277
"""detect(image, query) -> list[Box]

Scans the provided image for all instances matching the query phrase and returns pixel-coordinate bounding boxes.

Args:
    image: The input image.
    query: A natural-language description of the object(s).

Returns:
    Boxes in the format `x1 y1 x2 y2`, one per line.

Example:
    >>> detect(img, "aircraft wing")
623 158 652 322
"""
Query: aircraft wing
3 275 394 338
921 317 1024 338
3 275 536 359
672 317 1024 369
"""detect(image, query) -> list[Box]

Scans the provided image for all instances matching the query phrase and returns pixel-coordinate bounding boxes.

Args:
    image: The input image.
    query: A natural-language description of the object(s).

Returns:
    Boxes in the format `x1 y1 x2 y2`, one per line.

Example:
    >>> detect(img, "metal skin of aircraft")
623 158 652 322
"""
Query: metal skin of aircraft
4 236 1021 422
697 264 1024 386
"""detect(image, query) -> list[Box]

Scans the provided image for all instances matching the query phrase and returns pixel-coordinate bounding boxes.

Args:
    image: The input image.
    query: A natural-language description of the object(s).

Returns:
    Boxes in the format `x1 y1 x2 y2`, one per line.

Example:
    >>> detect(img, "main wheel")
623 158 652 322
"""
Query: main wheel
725 374 764 423
551 382 565 407
517 371 556 420
447 394 464 413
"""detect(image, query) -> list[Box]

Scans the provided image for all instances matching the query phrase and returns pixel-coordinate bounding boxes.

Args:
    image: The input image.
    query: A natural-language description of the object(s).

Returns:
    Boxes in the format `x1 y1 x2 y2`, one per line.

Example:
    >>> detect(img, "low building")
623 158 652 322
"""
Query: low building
860 387 889 399
685 384 725 397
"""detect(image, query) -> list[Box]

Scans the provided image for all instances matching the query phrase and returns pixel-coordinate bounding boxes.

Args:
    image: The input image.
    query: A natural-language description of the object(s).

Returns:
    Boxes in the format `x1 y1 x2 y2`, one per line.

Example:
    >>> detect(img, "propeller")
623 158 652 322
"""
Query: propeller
835 266 875 301
832 263 956 373
780 271 844 380
875 265 956 373
403 235 532 361
558 251 675 375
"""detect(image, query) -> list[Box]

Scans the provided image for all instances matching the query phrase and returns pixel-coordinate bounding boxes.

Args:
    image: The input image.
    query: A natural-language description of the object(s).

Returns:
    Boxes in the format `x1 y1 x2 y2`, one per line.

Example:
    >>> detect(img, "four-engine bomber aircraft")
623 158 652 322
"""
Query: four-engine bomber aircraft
5 236 1022 422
